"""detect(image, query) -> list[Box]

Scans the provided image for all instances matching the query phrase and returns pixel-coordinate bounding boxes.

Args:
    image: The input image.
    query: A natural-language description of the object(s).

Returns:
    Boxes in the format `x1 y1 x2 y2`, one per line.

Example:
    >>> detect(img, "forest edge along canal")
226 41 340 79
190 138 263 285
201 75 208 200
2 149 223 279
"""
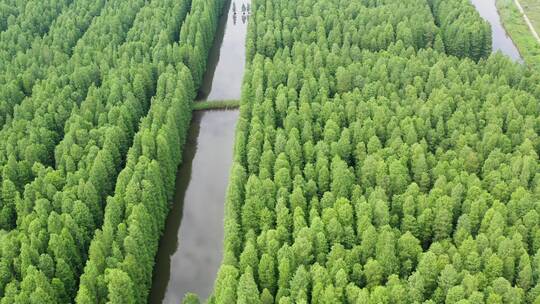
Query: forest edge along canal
151 0 517 302
470 0 523 61
149 0 250 303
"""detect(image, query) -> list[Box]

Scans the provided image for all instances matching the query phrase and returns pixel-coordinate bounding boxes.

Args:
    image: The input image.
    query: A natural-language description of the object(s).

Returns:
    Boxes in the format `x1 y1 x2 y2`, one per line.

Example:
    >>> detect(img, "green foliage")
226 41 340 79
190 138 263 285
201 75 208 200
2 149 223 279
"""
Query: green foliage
182 292 201 304
0 0 73 61
193 99 241 110
0 0 537 302
429 0 493 60
74 0 223 302
0 0 108 127
0 0 194 302
212 0 540 303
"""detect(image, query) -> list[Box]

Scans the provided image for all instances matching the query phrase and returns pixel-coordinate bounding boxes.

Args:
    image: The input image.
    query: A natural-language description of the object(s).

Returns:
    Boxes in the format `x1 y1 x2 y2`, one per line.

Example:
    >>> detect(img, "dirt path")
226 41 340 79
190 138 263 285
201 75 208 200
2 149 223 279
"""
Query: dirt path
514 0 540 43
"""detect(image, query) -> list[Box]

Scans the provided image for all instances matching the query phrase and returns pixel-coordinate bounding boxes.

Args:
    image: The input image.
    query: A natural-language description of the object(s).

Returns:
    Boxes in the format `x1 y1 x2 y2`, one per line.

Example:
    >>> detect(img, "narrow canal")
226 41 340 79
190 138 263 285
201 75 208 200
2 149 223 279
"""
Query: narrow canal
149 0 249 303
149 1 517 302
197 0 249 100
470 0 523 61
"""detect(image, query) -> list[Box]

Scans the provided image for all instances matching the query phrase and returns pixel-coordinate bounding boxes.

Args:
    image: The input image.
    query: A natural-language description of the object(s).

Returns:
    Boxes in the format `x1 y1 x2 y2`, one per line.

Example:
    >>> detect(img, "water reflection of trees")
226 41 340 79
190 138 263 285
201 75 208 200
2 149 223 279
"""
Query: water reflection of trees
232 1 250 26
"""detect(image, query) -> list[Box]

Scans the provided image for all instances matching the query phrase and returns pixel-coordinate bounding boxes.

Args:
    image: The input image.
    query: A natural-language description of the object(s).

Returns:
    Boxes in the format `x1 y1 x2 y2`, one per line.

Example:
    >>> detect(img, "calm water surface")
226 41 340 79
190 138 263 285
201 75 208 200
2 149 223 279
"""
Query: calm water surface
150 0 249 303
470 0 523 61
149 111 239 304
151 1 517 302
197 0 249 101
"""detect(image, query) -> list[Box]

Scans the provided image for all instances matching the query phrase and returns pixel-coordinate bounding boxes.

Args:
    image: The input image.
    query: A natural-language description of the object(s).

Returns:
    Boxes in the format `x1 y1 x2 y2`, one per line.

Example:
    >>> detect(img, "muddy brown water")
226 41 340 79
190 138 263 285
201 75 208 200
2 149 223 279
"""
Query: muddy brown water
149 0 249 303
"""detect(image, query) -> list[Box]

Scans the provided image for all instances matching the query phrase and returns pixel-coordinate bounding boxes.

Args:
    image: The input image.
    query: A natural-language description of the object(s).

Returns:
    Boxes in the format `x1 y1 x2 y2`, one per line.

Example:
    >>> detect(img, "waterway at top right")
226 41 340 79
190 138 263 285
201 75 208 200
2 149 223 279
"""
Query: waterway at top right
490 0 540 66
470 0 523 61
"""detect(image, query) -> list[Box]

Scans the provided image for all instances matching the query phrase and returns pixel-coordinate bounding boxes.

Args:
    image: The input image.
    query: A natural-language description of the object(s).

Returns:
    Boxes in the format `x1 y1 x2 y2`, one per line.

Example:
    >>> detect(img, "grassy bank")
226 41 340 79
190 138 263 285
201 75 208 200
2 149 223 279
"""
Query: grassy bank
496 0 540 67
520 0 540 33
193 99 240 110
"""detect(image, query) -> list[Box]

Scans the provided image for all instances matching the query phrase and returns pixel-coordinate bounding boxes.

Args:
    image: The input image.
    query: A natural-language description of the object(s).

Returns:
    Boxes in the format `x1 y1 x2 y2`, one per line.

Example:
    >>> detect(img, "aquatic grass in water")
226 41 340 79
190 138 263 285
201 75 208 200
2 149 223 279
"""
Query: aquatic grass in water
193 100 240 110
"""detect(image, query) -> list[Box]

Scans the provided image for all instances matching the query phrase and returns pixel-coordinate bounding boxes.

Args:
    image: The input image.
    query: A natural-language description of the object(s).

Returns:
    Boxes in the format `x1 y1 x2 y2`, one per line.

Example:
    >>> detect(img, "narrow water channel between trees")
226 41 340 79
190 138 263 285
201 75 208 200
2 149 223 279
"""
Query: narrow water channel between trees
149 111 238 304
150 1 518 303
149 0 249 303
470 0 524 61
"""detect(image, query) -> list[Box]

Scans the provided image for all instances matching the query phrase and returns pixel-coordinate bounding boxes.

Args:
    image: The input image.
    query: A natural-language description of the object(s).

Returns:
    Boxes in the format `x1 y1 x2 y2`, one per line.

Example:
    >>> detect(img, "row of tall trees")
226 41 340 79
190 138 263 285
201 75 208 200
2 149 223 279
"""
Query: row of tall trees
0 0 192 302
0 0 148 230
0 0 107 127
210 0 540 303
0 0 73 66
75 0 223 302
247 0 439 61
428 0 492 60
76 65 194 304
0 0 27 32
246 0 492 65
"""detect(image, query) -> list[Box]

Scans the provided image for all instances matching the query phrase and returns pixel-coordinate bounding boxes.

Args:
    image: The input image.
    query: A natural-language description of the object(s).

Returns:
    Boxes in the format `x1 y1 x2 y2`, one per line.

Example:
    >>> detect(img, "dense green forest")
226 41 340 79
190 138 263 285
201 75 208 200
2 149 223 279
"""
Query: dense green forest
0 0 72 62
75 0 222 302
0 0 538 303
0 0 217 301
0 0 108 128
211 0 540 303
